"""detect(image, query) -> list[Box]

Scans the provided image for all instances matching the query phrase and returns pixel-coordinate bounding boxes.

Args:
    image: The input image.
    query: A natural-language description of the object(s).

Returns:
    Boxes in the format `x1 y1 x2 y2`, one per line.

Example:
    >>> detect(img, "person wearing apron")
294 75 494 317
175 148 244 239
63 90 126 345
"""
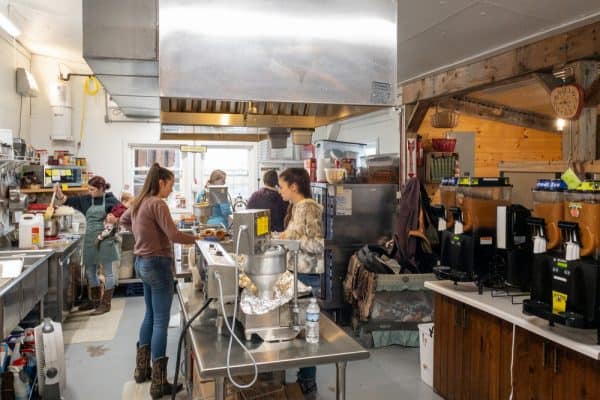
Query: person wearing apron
55 176 122 315
82 193 120 315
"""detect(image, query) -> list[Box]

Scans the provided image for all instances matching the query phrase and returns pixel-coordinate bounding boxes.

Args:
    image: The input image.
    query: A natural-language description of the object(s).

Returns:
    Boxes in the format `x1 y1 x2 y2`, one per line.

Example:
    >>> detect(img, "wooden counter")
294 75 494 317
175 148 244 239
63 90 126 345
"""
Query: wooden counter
426 280 600 399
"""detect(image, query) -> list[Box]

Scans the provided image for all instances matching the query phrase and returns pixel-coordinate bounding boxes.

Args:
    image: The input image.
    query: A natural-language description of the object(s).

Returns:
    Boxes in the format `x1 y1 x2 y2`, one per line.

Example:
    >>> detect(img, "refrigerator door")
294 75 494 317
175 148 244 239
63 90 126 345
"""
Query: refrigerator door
311 183 398 313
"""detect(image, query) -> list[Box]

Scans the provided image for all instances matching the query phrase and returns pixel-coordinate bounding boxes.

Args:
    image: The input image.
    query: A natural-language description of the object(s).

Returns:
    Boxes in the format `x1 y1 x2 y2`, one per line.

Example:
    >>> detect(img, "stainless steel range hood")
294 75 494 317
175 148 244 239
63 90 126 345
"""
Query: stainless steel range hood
84 0 397 140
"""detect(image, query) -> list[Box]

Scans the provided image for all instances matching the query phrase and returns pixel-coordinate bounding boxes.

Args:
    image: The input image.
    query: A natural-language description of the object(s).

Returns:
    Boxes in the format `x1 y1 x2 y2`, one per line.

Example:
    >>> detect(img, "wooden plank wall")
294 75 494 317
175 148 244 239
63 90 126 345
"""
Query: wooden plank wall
417 108 562 177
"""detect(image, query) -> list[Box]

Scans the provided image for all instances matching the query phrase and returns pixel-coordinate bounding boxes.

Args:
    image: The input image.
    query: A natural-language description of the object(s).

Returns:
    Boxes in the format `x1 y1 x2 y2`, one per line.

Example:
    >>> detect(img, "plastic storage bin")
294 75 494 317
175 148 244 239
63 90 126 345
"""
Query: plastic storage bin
418 322 434 387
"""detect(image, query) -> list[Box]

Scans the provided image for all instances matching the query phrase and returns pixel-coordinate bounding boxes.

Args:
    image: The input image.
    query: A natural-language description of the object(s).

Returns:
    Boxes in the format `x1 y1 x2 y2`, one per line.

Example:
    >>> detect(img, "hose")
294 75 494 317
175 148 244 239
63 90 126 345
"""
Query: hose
83 76 100 95
171 295 213 400
77 76 100 154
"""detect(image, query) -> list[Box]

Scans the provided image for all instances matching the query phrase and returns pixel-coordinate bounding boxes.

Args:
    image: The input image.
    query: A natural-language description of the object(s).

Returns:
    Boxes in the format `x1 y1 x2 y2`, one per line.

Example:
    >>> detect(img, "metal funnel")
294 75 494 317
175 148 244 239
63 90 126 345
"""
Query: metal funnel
246 245 287 300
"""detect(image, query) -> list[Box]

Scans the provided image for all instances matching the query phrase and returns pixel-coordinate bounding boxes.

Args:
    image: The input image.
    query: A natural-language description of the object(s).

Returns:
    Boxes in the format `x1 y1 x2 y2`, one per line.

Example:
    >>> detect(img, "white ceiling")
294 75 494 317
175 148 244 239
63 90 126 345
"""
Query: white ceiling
3 0 600 82
397 0 600 82
2 0 82 62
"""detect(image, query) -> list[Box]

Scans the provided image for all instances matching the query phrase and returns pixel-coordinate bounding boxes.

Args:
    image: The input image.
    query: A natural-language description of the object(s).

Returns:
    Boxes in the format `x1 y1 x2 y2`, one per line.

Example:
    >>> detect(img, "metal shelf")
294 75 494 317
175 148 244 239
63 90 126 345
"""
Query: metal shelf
0 158 33 170
119 278 142 284
20 186 89 194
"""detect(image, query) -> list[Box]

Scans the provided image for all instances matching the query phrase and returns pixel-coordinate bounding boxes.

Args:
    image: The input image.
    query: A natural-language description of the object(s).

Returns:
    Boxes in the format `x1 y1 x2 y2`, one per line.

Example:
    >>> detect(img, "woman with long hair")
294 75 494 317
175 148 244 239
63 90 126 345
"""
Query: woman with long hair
54 176 122 315
120 163 199 399
277 168 324 398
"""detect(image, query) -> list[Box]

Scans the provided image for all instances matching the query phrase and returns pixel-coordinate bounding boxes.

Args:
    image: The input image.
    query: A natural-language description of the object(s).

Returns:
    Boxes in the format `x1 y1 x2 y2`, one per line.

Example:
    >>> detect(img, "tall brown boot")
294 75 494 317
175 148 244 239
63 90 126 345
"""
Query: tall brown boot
150 357 183 399
92 288 114 315
134 343 152 383
78 287 100 311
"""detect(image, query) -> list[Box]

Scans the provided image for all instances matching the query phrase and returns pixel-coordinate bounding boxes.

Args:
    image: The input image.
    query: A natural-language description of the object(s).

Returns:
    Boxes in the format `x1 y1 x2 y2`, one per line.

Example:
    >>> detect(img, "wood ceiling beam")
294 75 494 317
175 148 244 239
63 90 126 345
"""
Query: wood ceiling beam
585 75 600 107
401 20 600 104
406 101 431 132
438 96 559 133
533 73 563 96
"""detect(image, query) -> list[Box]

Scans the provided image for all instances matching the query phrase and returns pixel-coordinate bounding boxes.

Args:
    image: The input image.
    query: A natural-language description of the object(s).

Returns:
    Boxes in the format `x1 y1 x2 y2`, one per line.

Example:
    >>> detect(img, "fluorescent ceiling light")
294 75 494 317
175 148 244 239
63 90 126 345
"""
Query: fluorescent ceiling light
0 11 21 37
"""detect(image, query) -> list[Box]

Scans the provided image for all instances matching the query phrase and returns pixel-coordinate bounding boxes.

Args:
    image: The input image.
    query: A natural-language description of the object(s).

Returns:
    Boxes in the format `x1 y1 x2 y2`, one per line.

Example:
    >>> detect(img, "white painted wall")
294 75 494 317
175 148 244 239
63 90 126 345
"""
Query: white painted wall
29 55 161 196
314 108 401 155
0 33 32 142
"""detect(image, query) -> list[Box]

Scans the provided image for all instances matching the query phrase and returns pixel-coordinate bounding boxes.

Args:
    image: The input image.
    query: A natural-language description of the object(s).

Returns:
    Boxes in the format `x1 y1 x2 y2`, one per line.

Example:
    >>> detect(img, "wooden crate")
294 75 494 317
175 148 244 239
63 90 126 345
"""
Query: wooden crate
193 371 303 400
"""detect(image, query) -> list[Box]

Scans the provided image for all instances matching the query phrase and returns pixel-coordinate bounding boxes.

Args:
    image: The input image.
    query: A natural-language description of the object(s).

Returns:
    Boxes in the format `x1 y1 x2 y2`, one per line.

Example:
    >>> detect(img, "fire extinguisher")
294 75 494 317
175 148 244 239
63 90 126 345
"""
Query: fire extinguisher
416 135 424 167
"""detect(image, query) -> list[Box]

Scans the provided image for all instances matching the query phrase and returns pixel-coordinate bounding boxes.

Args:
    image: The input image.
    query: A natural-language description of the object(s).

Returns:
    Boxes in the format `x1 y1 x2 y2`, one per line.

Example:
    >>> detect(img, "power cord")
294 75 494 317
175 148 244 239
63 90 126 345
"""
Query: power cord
509 323 516 400
215 270 258 389
213 224 259 389
171 295 213 400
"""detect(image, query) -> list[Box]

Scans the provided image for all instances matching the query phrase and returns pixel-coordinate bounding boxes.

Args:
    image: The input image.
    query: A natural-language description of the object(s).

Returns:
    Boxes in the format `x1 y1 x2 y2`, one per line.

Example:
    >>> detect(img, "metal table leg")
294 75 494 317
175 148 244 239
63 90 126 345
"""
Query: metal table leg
336 361 347 400
215 376 226 400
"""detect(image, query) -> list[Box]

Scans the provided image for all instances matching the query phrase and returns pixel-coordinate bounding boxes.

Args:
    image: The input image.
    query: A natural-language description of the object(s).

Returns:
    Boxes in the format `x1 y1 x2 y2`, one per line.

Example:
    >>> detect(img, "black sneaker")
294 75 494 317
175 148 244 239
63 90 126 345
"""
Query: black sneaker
297 379 317 400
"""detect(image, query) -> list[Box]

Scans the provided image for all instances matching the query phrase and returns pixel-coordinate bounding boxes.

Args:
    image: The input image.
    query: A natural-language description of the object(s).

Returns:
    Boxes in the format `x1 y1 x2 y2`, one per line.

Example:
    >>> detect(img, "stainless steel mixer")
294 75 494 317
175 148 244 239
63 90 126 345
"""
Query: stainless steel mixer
245 244 287 300
195 209 303 341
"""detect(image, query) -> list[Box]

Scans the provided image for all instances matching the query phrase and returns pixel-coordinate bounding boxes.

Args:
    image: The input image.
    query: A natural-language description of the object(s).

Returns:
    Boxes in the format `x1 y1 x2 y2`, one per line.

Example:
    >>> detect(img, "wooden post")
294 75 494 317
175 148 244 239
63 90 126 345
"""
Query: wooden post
562 61 599 161
399 105 407 188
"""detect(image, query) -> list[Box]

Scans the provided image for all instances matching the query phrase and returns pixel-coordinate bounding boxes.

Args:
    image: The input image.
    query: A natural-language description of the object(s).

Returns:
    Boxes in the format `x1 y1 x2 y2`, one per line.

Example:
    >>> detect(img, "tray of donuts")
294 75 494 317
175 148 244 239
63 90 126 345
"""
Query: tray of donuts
197 227 230 241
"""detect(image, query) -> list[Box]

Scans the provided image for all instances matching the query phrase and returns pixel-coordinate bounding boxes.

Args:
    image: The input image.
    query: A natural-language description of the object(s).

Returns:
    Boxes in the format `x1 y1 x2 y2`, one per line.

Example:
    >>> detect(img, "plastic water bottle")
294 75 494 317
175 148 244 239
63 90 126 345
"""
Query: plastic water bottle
305 298 320 344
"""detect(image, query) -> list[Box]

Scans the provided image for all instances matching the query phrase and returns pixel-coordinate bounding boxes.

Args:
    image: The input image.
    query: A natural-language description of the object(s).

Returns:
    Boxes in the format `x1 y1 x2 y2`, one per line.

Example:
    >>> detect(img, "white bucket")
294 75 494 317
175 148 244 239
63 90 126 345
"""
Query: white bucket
418 322 434 387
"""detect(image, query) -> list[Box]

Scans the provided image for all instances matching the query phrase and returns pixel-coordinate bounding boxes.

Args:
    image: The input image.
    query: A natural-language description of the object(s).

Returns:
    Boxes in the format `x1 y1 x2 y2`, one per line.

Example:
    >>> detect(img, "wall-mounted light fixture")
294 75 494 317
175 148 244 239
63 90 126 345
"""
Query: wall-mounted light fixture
16 67 39 97
556 118 567 131
0 10 21 37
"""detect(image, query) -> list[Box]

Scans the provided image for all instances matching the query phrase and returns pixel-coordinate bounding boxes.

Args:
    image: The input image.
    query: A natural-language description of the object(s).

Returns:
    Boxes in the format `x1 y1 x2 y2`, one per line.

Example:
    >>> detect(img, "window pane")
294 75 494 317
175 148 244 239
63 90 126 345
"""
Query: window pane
132 147 183 198
200 147 252 198
134 148 181 169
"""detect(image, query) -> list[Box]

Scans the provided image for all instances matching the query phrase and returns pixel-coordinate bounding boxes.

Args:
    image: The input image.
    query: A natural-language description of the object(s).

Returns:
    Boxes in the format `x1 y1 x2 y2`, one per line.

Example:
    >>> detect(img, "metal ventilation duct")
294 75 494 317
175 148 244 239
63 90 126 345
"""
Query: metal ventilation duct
84 0 398 139
83 0 159 119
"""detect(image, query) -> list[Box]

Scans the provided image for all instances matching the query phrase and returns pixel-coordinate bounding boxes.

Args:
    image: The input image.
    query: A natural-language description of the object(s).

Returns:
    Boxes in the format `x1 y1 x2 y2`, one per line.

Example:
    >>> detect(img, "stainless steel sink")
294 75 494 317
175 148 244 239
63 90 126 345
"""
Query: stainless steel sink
0 249 52 337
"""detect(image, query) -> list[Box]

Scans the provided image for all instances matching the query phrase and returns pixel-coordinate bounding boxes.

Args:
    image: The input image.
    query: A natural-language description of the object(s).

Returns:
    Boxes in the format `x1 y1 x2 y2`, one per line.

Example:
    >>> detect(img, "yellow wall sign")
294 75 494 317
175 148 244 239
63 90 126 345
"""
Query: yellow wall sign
256 215 270 236
552 290 567 315
180 145 207 153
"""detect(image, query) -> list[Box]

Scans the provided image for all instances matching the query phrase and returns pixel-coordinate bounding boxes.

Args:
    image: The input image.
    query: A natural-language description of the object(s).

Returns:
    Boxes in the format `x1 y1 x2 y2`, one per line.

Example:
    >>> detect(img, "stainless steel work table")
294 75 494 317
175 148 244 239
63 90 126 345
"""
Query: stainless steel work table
0 235 84 323
0 250 53 337
176 281 369 400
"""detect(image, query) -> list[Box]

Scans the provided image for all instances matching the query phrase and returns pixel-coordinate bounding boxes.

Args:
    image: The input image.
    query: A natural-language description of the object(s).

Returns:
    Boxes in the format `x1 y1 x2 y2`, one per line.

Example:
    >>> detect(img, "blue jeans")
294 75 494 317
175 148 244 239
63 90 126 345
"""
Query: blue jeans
87 262 115 290
297 274 320 382
135 256 174 361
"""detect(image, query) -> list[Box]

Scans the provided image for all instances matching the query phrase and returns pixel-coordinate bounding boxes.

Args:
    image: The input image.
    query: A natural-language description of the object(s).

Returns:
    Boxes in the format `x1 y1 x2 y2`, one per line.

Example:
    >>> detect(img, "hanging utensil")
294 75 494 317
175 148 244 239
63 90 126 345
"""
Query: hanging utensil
45 190 57 220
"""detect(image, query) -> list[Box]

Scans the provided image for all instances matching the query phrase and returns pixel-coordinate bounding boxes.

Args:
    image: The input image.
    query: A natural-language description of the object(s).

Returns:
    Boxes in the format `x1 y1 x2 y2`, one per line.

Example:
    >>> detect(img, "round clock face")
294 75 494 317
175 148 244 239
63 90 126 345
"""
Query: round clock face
550 84 584 119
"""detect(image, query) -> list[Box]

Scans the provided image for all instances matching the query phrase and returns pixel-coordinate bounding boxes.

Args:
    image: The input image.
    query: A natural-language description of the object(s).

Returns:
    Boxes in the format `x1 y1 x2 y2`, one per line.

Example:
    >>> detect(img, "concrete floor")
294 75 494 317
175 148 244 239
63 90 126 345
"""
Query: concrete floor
64 295 441 399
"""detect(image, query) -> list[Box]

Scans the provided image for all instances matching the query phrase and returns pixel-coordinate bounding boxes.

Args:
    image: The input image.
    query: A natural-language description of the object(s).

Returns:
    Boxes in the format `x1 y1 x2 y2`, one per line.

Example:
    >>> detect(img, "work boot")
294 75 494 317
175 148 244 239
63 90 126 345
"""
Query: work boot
150 357 183 399
78 286 100 311
92 288 114 315
134 343 152 383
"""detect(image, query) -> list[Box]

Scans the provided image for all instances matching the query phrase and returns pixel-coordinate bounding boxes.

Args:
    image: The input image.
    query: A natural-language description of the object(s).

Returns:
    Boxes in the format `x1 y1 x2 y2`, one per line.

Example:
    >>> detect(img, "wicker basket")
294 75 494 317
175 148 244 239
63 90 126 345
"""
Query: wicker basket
430 109 459 129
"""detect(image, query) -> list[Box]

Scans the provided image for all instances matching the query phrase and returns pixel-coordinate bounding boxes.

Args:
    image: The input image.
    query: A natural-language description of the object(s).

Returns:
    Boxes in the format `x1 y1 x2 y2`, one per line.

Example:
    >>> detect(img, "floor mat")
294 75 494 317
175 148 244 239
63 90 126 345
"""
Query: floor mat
121 380 188 400
63 298 126 344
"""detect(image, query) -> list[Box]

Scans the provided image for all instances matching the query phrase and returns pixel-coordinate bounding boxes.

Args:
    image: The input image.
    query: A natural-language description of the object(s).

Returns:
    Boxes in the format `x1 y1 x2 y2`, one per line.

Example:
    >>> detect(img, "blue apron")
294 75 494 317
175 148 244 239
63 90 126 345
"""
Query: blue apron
82 194 119 267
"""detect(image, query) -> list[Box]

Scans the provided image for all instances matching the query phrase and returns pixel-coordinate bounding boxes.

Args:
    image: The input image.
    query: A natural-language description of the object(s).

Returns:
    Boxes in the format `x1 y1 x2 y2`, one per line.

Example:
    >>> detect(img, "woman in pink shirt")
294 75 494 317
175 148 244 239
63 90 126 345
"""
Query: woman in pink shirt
121 163 198 399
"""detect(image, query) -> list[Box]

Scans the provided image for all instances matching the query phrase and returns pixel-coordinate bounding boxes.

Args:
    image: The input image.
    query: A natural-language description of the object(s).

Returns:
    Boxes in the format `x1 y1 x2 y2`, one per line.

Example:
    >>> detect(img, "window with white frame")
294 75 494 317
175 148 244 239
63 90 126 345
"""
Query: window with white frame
196 147 252 199
131 146 183 196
